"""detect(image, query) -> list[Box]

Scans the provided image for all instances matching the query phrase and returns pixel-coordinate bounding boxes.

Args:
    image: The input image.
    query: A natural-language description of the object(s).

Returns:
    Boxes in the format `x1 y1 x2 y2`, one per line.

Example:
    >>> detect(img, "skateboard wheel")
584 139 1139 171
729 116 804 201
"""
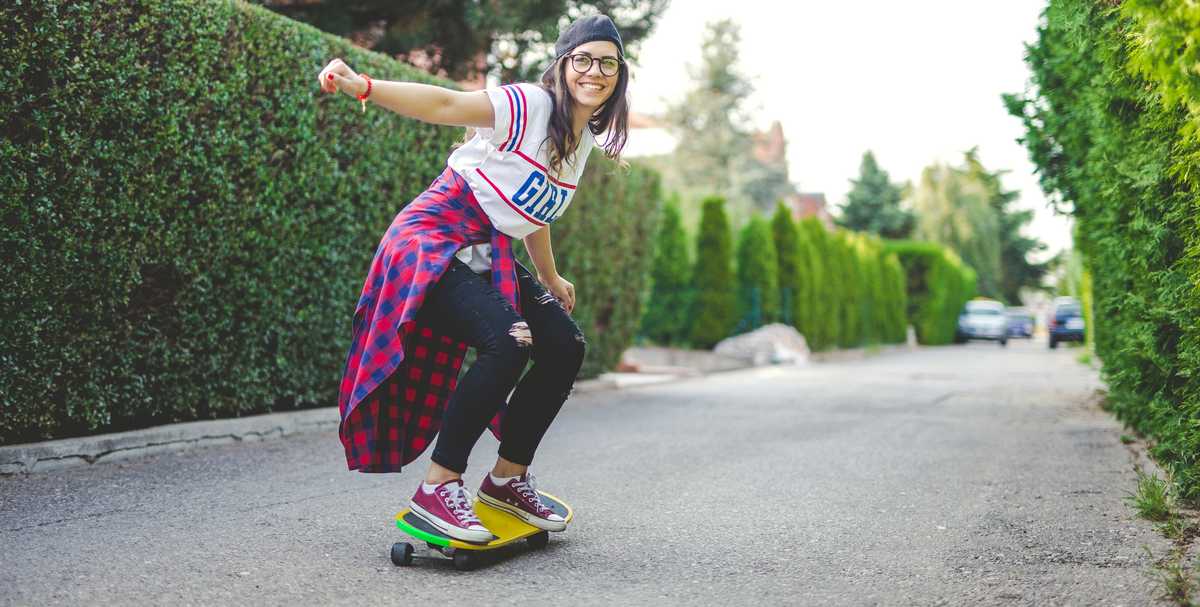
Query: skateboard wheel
452 551 477 571
390 542 414 566
526 531 549 549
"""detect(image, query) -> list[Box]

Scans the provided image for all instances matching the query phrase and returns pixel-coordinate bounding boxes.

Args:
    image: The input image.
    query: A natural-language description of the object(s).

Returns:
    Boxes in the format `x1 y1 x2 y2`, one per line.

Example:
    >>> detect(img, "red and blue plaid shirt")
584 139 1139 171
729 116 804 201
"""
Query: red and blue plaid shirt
337 167 519 473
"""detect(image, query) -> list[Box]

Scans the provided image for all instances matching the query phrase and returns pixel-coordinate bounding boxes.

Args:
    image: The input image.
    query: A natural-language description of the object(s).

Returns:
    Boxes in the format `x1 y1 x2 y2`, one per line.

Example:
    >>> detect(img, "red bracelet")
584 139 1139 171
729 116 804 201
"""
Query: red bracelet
357 74 372 113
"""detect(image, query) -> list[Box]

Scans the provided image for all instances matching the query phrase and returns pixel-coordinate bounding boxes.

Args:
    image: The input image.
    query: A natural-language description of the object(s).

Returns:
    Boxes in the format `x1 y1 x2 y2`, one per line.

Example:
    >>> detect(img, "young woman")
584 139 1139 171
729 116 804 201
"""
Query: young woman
322 15 629 542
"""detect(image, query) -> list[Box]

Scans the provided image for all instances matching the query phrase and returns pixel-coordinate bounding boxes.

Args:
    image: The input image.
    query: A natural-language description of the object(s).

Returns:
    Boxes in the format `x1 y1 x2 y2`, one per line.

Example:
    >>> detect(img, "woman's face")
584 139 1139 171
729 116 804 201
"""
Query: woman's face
563 40 621 114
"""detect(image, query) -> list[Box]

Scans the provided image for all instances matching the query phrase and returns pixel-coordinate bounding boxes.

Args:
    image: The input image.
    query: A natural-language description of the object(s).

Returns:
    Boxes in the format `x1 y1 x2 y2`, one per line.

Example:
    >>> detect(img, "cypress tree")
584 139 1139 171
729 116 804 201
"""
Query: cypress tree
798 218 833 350
735 216 780 331
689 196 738 348
770 203 800 329
640 198 692 344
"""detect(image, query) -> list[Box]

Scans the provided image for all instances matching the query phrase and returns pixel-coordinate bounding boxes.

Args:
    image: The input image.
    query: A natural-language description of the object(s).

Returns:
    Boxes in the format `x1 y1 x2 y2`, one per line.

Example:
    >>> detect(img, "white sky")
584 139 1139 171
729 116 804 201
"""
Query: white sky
625 0 1071 259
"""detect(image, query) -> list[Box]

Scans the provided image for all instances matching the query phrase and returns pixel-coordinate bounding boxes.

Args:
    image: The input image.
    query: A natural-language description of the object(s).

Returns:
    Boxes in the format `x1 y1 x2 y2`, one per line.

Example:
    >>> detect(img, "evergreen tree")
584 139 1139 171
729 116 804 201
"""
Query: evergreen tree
912 161 1000 298
640 197 692 344
735 216 779 331
839 151 913 239
665 20 755 218
256 0 668 83
833 232 863 347
689 196 738 348
770 203 800 328
798 218 834 350
962 149 1050 303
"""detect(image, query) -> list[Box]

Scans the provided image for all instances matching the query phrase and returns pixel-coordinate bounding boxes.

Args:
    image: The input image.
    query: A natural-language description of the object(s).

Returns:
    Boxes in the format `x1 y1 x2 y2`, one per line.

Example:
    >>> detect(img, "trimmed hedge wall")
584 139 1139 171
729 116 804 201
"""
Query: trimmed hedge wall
885 241 976 345
1 0 660 444
1006 0 1200 496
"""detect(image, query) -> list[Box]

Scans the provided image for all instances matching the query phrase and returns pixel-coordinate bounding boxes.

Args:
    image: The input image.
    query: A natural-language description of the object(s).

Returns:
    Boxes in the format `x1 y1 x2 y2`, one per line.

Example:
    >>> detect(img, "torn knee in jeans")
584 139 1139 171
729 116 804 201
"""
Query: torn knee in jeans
535 292 559 307
508 321 532 347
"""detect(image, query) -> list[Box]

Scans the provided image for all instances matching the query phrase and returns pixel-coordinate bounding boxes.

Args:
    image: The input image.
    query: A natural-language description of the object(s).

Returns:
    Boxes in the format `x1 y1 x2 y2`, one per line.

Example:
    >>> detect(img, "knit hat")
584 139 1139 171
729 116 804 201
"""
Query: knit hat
553 14 624 59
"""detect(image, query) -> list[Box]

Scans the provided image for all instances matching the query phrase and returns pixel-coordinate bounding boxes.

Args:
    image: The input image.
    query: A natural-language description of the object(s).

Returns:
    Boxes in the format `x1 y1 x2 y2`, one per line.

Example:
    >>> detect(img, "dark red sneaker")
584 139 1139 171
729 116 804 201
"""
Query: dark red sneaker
409 479 494 543
477 472 566 531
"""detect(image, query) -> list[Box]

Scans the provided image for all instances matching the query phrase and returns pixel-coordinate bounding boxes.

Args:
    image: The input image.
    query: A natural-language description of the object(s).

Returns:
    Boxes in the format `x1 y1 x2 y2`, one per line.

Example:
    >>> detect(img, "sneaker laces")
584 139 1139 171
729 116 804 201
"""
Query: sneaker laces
512 473 552 516
439 484 482 526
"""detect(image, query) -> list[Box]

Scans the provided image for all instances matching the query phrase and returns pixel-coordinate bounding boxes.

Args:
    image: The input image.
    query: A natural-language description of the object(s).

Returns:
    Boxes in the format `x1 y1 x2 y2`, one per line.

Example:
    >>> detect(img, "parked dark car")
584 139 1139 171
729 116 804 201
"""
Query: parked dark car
1006 308 1034 338
1049 297 1085 349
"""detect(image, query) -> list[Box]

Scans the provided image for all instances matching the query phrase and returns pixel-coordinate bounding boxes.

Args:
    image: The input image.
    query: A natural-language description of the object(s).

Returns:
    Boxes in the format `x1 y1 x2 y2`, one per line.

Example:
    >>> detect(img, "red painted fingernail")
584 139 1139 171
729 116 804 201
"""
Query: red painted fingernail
327 73 333 80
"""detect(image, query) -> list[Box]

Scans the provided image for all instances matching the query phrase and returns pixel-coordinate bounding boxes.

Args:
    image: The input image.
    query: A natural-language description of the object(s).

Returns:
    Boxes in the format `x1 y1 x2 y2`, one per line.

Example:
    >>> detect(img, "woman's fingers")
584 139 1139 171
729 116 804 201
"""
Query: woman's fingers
318 58 347 93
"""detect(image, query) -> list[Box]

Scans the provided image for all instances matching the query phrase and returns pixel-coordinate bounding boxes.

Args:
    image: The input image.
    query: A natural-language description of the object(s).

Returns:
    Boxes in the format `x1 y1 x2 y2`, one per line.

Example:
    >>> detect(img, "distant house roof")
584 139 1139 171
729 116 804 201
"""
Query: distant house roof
628 112 666 129
787 192 834 230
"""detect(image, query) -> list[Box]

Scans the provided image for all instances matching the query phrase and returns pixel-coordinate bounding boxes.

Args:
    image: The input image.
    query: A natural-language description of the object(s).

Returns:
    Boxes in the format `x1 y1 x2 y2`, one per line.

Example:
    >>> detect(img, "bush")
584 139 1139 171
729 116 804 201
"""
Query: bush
640 196 691 345
1006 0 1200 497
0 0 660 444
885 241 976 345
688 196 737 349
734 216 779 331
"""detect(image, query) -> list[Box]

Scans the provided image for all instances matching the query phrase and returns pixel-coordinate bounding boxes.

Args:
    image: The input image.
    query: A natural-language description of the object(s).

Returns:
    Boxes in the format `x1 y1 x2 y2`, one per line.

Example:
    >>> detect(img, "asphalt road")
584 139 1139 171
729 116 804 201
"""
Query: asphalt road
0 338 1172 606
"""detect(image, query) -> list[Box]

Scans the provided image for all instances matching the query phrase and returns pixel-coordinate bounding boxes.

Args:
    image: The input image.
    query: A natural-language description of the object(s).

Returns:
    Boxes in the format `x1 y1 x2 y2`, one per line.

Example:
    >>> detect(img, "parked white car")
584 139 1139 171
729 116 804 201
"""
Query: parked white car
955 299 1008 346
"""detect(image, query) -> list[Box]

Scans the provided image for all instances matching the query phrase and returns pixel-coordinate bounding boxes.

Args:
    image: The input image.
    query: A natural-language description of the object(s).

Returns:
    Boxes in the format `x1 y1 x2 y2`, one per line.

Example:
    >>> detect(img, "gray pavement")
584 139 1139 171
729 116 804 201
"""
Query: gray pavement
0 339 1171 606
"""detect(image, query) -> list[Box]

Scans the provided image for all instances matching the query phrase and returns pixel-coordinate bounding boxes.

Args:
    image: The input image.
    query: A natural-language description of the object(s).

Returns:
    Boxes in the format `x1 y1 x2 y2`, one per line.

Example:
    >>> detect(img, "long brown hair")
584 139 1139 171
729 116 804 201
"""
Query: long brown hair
539 54 629 178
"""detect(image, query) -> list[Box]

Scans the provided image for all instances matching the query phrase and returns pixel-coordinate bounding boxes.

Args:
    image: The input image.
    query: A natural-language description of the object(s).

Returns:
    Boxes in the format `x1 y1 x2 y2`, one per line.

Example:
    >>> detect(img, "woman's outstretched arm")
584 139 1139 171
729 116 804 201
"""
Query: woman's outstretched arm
318 58 494 128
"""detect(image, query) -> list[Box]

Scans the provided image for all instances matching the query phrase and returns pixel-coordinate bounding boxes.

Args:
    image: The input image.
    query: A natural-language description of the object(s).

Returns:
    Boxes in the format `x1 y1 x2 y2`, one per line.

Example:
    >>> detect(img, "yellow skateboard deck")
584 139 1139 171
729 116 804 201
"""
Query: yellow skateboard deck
391 491 572 569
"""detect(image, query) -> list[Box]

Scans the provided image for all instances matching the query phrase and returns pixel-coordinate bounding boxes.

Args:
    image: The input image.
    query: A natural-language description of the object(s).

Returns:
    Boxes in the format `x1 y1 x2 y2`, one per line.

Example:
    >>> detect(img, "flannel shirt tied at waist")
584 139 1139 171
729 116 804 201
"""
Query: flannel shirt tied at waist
337 167 521 473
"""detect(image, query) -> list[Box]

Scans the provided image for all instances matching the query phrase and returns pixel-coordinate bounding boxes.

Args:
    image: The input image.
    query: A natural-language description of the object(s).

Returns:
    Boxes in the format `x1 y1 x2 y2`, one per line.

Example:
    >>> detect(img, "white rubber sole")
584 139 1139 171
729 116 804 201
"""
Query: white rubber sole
408 500 494 543
477 491 567 532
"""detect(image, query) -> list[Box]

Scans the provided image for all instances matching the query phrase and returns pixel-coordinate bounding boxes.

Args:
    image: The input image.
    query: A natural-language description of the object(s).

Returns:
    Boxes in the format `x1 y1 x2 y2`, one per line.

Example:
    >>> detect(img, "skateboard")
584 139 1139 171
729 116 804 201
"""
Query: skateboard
391 491 573 570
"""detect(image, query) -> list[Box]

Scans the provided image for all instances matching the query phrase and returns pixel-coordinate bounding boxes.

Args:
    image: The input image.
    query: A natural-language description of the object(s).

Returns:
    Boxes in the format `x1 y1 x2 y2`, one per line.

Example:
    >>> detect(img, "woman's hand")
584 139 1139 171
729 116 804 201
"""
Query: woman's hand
317 58 367 98
540 274 576 314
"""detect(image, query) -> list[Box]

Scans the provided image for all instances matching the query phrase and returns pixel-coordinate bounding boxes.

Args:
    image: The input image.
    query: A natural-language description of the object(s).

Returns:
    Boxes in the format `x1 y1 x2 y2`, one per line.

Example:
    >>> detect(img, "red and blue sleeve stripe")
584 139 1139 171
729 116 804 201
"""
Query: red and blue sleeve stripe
498 85 527 152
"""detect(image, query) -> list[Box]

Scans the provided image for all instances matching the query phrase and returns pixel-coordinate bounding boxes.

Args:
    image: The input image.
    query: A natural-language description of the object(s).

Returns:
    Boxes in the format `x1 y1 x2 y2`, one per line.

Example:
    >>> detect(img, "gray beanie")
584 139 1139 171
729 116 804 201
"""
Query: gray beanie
553 14 624 58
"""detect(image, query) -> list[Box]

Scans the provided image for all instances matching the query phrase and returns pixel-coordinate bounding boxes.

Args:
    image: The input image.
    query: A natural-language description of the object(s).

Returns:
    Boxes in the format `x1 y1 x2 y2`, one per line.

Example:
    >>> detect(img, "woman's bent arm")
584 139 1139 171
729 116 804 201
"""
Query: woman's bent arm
523 226 559 281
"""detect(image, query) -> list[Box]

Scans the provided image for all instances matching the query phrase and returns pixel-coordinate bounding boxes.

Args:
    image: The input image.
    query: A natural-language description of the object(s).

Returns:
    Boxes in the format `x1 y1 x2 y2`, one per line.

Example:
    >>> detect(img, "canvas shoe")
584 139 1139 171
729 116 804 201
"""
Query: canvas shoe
409 479 494 543
477 472 567 531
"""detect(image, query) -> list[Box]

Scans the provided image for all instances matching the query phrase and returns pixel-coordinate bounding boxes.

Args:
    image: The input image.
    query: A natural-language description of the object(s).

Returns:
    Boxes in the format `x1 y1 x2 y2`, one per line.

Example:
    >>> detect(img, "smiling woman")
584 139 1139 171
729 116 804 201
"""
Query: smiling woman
318 14 632 544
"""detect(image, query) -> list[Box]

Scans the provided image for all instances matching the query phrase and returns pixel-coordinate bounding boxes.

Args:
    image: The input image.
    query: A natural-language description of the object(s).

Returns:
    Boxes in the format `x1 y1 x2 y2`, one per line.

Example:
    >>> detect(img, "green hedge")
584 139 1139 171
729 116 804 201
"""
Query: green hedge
797 218 836 350
885 241 976 345
688 196 737 349
734 216 779 331
640 197 691 345
0 0 660 444
1006 0 1200 496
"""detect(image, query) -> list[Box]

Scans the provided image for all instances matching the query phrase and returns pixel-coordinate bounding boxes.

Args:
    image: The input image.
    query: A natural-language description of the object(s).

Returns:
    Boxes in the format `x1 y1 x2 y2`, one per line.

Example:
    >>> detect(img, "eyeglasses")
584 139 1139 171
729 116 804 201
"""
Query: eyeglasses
566 53 622 77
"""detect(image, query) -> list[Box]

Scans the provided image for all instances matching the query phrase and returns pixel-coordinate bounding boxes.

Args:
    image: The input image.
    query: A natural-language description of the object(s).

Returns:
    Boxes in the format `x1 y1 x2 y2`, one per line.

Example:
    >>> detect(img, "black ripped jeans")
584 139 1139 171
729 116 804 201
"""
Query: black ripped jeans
417 257 586 474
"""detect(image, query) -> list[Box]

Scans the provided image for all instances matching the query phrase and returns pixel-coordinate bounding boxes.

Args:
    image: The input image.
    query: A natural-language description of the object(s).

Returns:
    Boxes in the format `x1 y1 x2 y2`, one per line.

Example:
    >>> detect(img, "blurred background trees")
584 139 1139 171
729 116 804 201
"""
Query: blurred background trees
252 0 669 83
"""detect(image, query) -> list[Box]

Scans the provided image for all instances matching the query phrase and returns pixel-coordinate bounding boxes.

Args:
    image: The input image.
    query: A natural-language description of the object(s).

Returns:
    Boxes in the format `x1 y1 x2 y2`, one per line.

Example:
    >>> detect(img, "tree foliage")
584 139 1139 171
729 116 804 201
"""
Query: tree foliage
640 197 691 344
735 216 779 330
839 150 913 239
0 0 662 443
771 203 800 327
1005 0 1200 497
911 160 997 299
254 0 669 83
962 149 1050 303
688 196 737 348
665 20 753 207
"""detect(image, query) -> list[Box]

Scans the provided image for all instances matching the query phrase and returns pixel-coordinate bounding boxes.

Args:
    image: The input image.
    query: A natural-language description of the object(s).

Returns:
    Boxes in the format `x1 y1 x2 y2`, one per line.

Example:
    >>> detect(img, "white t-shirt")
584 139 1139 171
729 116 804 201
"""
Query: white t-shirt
447 83 595 272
